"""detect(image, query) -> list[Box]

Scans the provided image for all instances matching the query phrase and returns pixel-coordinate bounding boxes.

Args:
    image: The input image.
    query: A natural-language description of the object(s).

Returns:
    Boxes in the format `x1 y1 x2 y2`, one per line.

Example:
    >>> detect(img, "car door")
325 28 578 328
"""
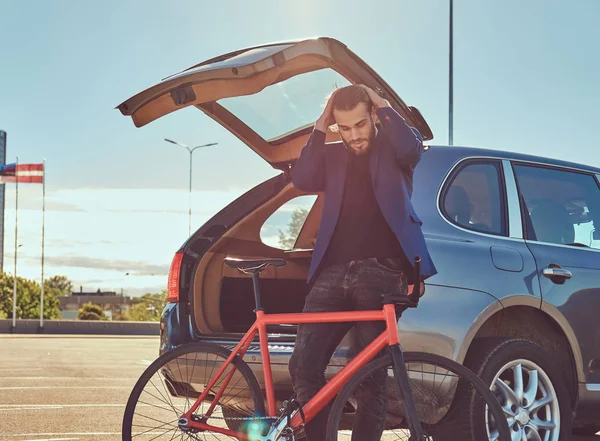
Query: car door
512 162 600 384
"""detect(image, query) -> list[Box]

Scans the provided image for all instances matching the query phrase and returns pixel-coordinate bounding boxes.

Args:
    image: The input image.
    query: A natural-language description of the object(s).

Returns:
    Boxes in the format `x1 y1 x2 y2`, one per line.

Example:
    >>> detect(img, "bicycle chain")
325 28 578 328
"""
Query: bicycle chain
196 413 274 421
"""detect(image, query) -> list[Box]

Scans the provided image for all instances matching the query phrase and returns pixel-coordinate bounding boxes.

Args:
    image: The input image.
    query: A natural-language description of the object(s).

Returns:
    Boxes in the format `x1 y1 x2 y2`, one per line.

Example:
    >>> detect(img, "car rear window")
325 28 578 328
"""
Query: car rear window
441 160 507 236
218 68 351 142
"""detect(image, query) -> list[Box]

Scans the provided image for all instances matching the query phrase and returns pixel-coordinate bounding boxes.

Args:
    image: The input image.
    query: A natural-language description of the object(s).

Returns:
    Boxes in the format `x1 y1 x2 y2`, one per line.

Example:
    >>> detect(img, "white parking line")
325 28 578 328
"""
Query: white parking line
0 368 42 371
0 377 137 380
22 438 79 441
0 403 160 411
0 364 147 367
3 432 163 437
0 386 131 390
3 433 120 437
0 404 126 411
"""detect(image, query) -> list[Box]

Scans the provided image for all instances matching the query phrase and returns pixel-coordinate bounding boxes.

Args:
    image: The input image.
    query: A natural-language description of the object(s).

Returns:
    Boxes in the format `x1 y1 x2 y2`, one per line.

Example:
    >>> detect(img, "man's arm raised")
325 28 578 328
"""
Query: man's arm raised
291 129 327 192
359 85 424 170
291 91 337 192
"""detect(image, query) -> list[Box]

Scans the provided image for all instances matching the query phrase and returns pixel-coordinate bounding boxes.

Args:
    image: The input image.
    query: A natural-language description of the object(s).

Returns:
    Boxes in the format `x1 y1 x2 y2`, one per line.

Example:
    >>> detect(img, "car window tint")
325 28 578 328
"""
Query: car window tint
442 161 506 235
260 195 318 250
513 165 600 249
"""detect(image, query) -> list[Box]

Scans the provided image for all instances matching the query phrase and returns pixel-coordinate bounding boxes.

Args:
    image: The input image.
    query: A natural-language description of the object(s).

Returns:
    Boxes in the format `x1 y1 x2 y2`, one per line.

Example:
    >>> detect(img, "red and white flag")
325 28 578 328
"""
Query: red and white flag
0 163 44 184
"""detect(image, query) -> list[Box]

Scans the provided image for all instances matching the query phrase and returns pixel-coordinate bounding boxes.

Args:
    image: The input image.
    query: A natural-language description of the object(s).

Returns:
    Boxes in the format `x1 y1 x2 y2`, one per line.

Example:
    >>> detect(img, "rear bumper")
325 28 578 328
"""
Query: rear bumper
160 302 189 355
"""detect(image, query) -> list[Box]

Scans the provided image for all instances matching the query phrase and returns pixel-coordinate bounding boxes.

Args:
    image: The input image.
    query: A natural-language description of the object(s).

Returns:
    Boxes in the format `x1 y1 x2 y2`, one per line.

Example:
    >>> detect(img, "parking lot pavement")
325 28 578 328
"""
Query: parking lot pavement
0 335 158 441
0 335 597 441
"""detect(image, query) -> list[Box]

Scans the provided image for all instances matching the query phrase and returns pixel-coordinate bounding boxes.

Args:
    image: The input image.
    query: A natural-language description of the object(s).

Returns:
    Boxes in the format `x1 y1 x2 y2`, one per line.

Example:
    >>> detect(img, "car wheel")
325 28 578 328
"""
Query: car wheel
464 337 572 441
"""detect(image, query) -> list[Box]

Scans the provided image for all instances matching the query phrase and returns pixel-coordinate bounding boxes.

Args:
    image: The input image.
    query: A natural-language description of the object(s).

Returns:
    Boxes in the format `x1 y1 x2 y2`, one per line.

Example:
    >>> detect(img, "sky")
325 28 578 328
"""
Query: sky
1 0 599 296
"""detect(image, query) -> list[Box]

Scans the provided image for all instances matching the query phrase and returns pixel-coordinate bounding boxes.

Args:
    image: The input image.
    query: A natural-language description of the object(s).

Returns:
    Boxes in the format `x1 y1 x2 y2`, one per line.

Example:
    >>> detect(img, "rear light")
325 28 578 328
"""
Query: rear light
167 251 184 302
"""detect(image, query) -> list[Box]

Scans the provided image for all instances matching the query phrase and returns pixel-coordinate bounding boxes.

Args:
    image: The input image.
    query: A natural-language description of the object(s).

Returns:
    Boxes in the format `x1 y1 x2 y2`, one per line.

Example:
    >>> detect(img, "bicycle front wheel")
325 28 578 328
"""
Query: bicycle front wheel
122 342 266 441
327 351 511 441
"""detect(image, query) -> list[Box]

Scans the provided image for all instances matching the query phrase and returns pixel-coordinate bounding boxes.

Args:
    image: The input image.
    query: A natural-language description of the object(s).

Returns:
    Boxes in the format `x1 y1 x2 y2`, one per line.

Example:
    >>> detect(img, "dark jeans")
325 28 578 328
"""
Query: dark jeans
288 257 408 441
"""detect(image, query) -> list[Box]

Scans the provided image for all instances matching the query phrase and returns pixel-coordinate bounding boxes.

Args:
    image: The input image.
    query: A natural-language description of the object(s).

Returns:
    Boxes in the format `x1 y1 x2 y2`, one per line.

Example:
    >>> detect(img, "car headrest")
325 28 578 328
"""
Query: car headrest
529 200 574 245
446 186 471 225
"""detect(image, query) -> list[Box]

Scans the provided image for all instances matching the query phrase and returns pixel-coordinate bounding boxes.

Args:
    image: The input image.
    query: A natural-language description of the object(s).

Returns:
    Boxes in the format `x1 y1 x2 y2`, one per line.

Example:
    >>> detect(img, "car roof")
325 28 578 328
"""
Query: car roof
425 144 600 175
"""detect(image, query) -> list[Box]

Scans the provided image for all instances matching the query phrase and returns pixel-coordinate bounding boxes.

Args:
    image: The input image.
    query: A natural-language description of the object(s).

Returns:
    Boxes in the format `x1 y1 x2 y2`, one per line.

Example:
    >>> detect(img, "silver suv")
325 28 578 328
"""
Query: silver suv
117 37 600 439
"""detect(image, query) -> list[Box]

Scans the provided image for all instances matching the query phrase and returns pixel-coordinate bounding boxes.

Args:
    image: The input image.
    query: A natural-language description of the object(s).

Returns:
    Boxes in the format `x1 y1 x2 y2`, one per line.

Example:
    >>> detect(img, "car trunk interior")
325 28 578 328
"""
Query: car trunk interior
191 181 323 336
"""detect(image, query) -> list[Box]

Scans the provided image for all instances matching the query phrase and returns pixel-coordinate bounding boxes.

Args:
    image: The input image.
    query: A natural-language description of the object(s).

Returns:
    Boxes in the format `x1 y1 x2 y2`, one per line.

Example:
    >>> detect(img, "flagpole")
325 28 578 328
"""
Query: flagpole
40 158 46 329
12 156 18 329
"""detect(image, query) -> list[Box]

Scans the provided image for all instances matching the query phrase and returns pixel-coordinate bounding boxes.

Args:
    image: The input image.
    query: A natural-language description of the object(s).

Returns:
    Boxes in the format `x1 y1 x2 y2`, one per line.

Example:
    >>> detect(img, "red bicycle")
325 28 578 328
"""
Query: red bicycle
122 256 510 440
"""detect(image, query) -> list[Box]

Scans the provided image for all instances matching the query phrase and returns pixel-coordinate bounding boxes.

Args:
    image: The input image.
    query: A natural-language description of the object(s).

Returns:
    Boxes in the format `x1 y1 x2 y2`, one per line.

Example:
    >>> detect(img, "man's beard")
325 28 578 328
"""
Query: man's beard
343 124 377 156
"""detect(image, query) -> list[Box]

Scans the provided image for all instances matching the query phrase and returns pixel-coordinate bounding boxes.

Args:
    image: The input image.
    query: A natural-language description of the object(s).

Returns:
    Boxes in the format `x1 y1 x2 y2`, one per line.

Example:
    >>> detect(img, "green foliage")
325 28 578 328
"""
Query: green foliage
44 275 73 297
278 208 309 249
129 290 168 321
77 302 108 320
0 270 169 323
114 310 131 321
0 272 61 320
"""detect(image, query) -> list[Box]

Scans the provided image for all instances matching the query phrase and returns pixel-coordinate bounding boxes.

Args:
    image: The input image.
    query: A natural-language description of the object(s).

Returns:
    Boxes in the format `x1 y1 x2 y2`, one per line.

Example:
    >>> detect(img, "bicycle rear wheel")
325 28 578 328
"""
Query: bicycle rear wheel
327 351 511 441
122 342 266 440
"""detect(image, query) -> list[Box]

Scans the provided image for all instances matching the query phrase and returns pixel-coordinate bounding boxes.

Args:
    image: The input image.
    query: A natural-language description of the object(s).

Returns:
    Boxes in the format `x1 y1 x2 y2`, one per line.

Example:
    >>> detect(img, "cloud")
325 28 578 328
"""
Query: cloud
2 186 246 215
46 201 89 212
36 255 170 275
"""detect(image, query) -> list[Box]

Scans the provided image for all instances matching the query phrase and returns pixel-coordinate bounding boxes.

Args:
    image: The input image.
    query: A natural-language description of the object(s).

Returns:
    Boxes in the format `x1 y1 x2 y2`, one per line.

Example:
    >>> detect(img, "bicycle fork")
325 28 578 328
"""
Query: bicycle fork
390 344 428 441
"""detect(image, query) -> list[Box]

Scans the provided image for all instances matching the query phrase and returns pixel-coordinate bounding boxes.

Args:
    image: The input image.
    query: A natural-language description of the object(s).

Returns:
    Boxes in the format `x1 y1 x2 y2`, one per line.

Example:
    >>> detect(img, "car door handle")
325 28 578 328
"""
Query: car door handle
543 267 572 279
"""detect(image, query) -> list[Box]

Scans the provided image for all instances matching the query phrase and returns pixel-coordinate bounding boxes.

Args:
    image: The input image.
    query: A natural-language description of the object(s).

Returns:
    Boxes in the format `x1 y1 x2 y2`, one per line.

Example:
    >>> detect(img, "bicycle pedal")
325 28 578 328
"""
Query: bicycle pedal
279 427 295 441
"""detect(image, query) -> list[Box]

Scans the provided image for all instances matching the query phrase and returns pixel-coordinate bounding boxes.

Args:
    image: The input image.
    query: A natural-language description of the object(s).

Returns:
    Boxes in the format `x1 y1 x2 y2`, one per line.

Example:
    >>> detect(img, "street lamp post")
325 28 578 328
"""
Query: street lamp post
165 138 218 236
449 0 454 145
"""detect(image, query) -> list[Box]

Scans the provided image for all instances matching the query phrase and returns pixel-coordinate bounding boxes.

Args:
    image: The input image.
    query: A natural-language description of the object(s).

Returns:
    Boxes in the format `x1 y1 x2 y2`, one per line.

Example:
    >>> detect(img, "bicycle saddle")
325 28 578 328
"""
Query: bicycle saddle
224 257 287 272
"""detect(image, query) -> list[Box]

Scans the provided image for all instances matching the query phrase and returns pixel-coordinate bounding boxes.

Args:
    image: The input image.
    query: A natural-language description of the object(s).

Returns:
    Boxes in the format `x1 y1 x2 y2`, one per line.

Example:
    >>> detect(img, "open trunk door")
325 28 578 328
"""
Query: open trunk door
117 37 433 170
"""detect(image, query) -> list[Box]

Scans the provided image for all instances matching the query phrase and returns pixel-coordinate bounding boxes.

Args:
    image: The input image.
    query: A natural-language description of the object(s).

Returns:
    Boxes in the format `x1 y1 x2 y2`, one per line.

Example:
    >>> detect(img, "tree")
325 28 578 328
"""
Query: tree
78 302 108 320
0 272 61 320
278 207 309 249
129 290 168 321
44 275 73 297
114 310 131 321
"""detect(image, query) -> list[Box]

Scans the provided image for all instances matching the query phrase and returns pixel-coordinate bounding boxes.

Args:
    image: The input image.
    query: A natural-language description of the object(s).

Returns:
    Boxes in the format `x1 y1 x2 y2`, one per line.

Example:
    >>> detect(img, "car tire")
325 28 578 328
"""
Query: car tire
464 337 572 441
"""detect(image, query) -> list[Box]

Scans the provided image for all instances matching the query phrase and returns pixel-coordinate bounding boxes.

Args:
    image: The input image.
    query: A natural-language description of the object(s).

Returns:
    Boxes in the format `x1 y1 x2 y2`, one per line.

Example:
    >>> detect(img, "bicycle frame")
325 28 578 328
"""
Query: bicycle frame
179 302 403 439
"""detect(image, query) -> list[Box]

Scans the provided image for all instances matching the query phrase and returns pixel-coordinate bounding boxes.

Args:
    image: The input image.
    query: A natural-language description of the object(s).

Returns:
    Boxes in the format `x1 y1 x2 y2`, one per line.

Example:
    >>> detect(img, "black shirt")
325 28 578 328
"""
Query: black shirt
321 145 407 269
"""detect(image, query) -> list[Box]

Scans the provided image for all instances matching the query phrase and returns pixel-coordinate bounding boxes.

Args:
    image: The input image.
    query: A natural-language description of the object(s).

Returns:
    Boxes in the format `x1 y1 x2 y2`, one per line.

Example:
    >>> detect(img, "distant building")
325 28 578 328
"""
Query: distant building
58 286 131 320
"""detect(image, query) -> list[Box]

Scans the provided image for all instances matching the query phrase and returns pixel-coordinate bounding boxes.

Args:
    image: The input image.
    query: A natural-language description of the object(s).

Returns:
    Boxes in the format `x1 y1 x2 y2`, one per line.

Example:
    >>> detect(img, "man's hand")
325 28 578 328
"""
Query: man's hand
357 84 391 109
315 90 337 133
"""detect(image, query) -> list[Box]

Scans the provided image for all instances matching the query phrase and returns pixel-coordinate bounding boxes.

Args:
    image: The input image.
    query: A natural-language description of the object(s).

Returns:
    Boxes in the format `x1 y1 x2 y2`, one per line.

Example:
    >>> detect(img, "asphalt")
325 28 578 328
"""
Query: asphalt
0 335 157 441
0 335 597 441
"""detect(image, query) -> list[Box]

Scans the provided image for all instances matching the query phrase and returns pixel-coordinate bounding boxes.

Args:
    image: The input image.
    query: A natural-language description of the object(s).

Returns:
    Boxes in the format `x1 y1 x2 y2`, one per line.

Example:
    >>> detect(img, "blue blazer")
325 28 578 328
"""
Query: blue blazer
292 106 438 285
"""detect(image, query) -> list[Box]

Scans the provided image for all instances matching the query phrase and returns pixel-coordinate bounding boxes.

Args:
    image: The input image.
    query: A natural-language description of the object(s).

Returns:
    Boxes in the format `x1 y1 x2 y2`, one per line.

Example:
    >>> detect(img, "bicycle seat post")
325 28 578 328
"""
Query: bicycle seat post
251 272 263 312
222 257 287 314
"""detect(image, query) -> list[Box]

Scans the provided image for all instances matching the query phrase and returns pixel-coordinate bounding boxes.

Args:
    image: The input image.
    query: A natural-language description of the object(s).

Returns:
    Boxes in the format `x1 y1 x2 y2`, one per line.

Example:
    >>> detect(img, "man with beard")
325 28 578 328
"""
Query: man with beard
288 84 437 440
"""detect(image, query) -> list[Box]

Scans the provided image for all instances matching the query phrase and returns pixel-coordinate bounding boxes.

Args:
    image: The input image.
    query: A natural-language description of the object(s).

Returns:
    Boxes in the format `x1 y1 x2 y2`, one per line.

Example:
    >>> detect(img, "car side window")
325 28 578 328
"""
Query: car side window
513 164 600 249
441 161 506 235
260 195 318 250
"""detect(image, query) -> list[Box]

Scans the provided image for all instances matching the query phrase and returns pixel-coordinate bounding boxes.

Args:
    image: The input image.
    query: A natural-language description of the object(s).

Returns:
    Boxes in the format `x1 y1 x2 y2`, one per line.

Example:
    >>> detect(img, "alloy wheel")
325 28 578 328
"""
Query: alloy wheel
490 358 559 441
